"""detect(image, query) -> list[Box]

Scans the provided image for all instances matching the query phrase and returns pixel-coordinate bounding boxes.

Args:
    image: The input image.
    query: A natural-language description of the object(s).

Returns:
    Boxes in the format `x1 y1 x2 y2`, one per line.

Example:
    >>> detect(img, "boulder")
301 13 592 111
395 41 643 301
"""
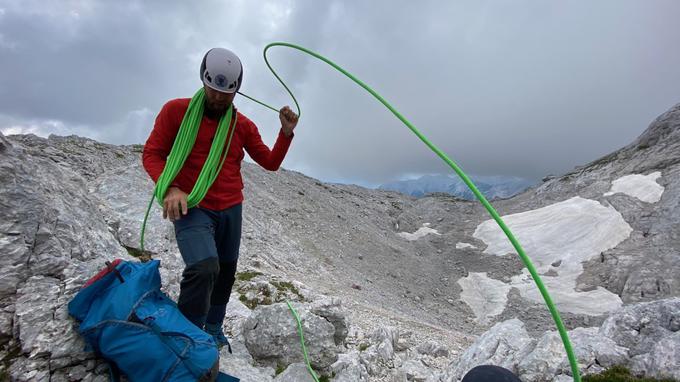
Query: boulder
441 319 534 381
243 302 338 369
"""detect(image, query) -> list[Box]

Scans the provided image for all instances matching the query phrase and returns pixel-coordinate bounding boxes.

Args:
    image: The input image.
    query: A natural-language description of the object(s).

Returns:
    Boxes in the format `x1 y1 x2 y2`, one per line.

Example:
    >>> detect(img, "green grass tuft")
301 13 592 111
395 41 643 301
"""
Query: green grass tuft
124 246 152 262
275 363 286 375
238 294 257 309
236 271 262 282
271 280 304 301
583 366 677 382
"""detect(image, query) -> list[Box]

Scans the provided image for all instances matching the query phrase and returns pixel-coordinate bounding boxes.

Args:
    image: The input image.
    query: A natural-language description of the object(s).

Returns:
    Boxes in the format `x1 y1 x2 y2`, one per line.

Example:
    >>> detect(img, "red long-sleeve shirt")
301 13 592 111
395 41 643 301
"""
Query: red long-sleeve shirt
142 98 293 211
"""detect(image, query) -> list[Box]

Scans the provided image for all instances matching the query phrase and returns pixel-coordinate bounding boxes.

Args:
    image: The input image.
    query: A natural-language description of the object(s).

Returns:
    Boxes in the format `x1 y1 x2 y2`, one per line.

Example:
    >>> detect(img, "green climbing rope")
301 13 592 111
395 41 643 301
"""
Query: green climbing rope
245 42 582 382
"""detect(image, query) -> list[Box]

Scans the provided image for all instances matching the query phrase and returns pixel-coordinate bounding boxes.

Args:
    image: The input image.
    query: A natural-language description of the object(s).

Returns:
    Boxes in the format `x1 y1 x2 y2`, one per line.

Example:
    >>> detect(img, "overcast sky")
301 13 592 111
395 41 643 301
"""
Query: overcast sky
1 0 679 187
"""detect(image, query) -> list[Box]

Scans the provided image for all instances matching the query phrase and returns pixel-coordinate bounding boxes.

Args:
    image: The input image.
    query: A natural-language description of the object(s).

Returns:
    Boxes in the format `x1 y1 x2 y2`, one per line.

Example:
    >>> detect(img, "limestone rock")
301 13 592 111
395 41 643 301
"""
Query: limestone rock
243 302 338 369
599 297 680 356
441 319 534 381
630 331 680 380
218 356 274 382
517 327 628 381
273 363 316 382
398 359 438 381
416 341 449 358
0 130 12 153
310 297 349 346
331 350 369 381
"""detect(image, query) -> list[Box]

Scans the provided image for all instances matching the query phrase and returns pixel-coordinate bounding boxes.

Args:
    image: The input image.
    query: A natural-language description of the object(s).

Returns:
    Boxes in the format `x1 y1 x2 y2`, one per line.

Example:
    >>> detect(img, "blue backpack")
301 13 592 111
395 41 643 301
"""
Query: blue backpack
68 259 239 382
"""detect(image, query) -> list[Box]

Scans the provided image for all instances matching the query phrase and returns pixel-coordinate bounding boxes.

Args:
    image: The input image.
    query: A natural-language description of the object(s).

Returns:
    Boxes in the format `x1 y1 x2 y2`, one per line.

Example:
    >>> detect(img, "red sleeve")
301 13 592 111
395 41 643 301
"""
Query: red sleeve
243 118 294 171
142 100 182 183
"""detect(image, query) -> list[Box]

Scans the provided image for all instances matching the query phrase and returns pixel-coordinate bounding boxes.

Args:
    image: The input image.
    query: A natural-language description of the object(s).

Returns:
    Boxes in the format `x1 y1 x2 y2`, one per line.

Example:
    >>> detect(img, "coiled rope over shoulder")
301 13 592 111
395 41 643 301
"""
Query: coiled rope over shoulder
139 88 238 251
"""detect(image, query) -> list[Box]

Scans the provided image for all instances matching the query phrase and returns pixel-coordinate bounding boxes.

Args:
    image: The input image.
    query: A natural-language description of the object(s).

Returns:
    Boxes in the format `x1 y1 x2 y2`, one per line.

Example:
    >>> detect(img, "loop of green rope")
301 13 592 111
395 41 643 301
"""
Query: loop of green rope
251 42 582 382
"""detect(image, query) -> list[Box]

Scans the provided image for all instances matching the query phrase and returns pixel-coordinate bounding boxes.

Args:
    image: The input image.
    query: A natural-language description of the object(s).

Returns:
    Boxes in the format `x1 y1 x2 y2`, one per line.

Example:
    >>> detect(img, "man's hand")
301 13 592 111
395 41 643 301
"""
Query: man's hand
279 106 299 137
163 186 188 221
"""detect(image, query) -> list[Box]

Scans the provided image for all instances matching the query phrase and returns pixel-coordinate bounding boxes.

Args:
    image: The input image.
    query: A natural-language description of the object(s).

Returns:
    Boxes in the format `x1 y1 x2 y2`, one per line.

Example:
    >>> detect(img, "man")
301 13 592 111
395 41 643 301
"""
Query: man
142 47 299 348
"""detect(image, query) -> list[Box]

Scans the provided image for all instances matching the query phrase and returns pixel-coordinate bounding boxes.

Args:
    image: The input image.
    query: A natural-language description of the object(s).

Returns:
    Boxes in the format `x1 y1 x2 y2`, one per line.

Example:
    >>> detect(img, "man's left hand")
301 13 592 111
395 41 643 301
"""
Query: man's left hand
280 106 299 137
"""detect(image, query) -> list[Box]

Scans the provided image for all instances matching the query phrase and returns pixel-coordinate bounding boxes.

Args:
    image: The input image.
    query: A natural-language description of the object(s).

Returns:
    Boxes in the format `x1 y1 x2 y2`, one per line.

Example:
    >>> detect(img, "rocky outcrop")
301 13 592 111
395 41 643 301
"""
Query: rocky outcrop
600 298 680 380
441 319 534 381
443 298 680 381
330 351 369 381
0 131 11 153
517 328 628 381
0 132 127 381
529 103 680 308
274 363 316 381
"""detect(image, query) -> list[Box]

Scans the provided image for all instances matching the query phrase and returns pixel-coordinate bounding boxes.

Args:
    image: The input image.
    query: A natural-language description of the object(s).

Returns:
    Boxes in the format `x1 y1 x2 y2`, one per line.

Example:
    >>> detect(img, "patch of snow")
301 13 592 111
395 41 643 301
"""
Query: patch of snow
397 223 440 241
457 272 511 324
604 172 664 203
456 242 477 250
470 196 630 316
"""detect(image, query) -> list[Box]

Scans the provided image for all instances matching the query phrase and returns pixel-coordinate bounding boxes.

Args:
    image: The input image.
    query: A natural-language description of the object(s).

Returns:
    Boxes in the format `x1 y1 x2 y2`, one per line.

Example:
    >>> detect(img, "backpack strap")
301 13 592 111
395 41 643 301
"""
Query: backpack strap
145 318 208 380
83 259 125 288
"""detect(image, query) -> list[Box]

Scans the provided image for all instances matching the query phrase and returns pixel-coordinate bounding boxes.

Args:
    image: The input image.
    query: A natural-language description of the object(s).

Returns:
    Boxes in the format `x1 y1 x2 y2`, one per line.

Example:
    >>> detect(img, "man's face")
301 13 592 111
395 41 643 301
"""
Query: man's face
203 84 236 114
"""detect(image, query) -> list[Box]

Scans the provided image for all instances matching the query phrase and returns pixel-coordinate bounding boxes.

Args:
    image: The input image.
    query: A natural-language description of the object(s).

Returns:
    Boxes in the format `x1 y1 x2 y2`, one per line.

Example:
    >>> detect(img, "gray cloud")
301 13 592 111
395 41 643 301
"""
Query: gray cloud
1 0 679 186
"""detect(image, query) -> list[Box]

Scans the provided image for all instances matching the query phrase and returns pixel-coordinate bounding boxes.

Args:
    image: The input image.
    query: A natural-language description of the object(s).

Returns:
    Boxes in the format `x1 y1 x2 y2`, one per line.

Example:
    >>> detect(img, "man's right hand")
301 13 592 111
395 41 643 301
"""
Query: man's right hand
163 186 188 221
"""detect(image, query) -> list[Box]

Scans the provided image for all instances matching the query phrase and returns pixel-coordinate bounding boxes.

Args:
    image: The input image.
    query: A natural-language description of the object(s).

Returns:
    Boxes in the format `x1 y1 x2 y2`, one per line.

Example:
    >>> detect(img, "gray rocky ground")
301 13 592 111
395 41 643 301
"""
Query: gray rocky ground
0 102 678 381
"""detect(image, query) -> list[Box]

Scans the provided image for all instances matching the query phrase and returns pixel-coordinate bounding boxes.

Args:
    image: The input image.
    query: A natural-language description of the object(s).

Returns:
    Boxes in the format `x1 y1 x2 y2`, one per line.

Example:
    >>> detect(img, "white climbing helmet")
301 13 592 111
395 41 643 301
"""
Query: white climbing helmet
200 48 243 93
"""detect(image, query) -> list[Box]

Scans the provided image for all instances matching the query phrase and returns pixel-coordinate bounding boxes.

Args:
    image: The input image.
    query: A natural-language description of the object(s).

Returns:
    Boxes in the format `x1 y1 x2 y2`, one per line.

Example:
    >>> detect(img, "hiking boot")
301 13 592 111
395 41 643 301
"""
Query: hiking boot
204 322 232 353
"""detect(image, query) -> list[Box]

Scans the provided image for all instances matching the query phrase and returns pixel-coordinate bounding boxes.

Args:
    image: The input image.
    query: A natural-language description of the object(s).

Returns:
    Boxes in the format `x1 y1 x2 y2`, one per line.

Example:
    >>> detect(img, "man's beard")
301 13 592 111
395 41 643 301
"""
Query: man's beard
204 100 231 120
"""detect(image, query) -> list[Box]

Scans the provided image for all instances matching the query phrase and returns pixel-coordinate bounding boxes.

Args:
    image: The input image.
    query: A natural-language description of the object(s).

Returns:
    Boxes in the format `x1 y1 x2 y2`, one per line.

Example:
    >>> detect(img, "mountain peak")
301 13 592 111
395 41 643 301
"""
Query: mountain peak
633 102 680 150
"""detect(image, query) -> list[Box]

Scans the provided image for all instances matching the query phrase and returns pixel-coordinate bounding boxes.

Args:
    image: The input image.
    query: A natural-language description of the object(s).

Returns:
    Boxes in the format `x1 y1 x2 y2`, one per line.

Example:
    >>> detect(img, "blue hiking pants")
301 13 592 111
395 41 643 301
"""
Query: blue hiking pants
173 204 242 328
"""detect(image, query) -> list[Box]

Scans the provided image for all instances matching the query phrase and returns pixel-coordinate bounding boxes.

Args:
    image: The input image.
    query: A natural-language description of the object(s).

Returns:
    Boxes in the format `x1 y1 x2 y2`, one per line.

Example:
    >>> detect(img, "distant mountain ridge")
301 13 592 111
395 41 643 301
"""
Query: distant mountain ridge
378 174 536 199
